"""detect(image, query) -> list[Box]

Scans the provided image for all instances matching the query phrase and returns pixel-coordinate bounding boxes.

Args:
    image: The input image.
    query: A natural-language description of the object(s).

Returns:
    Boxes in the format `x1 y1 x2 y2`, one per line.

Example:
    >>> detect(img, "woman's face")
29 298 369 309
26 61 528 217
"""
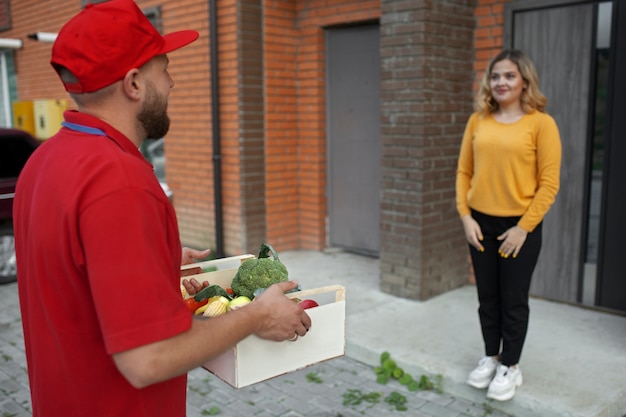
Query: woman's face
489 59 527 109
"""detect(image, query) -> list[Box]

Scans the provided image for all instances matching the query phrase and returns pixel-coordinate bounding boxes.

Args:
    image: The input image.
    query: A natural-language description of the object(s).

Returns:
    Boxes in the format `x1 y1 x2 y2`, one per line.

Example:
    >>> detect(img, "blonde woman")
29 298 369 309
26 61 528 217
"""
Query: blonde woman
456 49 562 401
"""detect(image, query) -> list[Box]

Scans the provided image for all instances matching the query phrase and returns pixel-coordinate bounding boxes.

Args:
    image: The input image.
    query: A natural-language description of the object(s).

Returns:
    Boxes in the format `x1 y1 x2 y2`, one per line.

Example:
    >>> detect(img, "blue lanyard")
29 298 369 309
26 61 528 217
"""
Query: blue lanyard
62 121 107 136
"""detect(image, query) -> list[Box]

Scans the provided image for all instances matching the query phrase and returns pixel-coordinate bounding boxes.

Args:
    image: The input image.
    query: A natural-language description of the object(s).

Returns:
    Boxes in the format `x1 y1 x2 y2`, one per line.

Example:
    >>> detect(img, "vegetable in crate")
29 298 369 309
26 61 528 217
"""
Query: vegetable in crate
193 284 232 302
231 243 288 299
299 299 319 309
183 297 209 313
202 296 230 317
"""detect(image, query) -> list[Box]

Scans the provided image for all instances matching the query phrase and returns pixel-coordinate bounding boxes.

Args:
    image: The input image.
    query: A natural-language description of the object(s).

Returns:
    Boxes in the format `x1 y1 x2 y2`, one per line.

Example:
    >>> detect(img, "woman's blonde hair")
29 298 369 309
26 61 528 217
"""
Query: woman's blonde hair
475 49 547 115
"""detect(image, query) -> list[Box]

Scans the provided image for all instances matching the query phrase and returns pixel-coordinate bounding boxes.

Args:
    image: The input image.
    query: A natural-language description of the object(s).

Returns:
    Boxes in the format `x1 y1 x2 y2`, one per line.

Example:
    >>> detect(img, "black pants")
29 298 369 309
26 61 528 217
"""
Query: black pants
469 210 542 366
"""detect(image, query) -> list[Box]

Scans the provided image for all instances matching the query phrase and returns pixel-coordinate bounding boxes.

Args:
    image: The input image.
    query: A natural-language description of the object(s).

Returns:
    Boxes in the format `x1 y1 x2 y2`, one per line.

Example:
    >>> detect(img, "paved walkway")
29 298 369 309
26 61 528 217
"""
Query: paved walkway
279 250 626 417
3 249 626 417
1 277 509 417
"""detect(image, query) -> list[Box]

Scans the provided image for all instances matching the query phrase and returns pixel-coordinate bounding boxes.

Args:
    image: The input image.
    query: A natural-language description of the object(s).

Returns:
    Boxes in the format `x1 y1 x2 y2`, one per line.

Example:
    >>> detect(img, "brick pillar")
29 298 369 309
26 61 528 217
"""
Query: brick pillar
379 0 477 300
217 0 267 255
237 0 267 254
474 0 512 90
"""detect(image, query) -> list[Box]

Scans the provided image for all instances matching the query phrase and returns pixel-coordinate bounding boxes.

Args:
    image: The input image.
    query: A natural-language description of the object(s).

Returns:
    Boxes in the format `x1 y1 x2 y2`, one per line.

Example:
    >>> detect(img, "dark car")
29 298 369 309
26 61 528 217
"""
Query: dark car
0 128 39 284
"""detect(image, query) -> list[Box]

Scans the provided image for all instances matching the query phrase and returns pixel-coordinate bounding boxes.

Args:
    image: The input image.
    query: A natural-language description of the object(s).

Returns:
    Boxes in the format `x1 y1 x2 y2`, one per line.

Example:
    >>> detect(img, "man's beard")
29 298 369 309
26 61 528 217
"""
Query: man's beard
137 81 170 140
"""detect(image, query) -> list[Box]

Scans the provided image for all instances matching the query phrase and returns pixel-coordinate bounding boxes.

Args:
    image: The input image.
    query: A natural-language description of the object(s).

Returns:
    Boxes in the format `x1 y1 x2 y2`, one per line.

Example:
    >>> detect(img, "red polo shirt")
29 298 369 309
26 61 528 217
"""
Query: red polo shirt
14 111 192 417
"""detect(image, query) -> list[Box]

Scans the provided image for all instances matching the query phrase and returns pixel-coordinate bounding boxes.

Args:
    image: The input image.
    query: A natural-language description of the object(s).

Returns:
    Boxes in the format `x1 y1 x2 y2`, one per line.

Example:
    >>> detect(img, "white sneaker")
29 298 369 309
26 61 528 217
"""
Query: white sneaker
487 364 523 401
466 356 498 389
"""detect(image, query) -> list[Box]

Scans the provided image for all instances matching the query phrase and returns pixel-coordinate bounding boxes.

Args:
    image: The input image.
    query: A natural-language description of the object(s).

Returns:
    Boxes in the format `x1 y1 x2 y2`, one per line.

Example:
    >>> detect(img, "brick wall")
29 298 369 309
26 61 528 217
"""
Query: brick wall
473 0 511 89
262 0 380 252
161 0 215 252
7 0 518 300
6 1 74 100
172 0 381 256
379 0 477 300
3 0 218 252
263 1 300 251
171 0 510 264
237 0 267 253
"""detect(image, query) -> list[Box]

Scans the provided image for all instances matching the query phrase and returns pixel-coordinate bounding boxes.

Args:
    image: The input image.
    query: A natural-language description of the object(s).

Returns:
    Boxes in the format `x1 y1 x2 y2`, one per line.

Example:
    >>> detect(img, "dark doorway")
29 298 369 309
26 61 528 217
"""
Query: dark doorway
596 0 626 311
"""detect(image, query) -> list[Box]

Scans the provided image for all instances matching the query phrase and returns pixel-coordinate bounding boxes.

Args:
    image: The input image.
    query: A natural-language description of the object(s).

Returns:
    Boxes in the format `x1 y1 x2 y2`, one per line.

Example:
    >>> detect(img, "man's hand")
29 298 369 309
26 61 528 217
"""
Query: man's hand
113 281 312 388
251 281 312 342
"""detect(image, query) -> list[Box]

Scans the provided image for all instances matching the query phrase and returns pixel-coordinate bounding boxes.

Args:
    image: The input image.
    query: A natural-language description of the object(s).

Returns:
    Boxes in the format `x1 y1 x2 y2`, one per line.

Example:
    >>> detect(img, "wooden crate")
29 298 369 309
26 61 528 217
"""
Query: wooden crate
181 255 346 388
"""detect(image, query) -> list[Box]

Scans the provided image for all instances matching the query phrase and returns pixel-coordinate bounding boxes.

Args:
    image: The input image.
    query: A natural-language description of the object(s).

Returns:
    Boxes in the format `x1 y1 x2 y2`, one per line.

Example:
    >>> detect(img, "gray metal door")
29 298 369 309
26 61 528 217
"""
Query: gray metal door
506 3 594 303
326 25 381 256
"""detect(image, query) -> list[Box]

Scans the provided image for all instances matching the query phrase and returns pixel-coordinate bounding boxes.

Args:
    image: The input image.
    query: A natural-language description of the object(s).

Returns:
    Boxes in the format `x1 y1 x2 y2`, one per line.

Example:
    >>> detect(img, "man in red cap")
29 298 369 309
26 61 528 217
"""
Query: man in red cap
13 1 311 416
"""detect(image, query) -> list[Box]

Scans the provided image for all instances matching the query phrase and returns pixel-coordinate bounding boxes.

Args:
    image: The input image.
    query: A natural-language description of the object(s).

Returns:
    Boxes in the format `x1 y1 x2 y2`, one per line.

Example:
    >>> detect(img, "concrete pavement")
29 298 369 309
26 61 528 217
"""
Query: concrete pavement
281 249 626 417
1 249 625 416
0 254 507 417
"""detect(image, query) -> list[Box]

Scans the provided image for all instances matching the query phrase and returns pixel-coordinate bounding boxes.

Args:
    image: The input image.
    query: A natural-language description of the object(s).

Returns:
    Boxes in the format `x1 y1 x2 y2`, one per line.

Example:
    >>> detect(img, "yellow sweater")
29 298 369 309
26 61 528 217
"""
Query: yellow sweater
456 111 562 232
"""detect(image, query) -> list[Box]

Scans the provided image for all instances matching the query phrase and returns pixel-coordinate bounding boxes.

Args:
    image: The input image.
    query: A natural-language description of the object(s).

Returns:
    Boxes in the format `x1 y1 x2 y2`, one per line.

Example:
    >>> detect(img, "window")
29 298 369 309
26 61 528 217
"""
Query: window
143 6 163 33
0 51 16 127
79 1 162 33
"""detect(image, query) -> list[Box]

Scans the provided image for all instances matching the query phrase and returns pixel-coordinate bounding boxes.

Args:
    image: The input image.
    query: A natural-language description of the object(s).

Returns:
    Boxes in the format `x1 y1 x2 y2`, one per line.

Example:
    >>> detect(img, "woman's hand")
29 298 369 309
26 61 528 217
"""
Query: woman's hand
497 226 528 258
461 215 484 252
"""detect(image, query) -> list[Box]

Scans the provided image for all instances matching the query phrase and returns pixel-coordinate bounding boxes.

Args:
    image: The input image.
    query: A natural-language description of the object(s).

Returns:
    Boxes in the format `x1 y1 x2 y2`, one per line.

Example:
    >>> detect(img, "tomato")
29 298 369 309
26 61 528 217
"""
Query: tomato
299 299 319 309
226 287 234 295
183 297 208 313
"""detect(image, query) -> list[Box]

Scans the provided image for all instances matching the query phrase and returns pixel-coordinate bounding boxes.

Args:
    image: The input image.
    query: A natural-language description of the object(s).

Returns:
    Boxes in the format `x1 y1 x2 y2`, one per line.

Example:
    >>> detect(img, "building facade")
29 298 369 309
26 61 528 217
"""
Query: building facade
2 0 624 312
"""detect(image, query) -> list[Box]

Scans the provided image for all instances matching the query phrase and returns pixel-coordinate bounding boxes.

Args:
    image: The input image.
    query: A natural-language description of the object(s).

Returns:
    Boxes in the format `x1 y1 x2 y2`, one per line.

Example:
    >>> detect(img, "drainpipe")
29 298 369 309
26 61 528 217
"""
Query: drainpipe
209 0 224 258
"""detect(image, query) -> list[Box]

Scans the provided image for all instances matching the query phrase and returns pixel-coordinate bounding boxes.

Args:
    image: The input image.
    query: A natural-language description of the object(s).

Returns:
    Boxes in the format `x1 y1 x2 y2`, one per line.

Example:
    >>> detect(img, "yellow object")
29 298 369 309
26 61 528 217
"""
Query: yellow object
194 302 211 315
193 296 222 315
33 99 67 140
12 101 36 136
202 297 229 317
228 296 251 311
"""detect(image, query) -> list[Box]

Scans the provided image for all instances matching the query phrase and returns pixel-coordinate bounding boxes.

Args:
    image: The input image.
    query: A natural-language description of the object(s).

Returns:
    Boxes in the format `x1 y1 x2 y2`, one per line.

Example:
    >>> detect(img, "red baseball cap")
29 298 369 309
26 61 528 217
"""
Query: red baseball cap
51 0 199 93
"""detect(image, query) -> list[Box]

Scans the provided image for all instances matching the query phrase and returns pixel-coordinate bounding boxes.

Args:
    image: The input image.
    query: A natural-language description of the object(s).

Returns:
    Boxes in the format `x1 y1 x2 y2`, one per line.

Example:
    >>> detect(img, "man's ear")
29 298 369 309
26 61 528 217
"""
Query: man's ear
121 68 142 101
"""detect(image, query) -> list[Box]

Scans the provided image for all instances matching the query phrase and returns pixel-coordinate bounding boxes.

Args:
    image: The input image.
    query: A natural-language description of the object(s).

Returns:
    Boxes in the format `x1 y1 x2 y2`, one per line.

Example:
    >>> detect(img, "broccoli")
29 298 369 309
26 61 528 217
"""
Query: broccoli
231 243 288 299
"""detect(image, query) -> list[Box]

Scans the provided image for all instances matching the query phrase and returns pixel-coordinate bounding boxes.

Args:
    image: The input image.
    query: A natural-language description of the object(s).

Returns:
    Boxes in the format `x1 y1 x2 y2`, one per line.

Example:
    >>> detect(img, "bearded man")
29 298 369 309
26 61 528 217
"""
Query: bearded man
13 1 311 416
